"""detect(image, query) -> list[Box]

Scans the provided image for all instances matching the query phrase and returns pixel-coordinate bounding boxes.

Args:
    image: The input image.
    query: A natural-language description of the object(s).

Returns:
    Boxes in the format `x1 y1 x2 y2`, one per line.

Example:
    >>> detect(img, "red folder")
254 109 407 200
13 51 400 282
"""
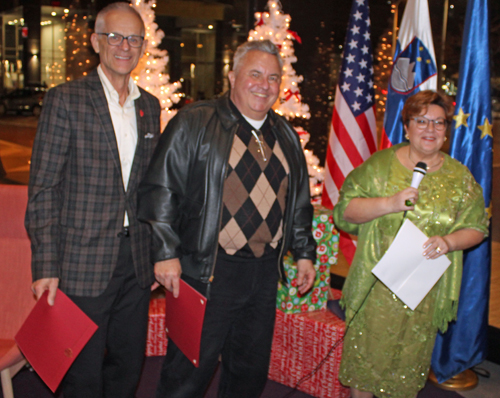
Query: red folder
164 279 207 367
15 289 98 392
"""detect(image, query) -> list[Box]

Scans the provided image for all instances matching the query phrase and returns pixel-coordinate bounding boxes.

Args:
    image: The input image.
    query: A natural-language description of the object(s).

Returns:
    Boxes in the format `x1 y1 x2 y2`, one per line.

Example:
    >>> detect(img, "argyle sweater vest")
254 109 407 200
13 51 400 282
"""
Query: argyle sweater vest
218 117 289 259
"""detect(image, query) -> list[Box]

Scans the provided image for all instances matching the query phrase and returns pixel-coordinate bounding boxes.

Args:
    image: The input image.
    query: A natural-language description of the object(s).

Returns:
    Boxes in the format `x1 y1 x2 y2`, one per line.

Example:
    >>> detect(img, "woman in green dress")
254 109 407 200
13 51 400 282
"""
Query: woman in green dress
333 90 489 398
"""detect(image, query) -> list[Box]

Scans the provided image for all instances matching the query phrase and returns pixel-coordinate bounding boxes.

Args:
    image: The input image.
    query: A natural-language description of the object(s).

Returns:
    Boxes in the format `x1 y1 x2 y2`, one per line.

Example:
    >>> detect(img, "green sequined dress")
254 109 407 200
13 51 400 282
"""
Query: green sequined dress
333 143 489 398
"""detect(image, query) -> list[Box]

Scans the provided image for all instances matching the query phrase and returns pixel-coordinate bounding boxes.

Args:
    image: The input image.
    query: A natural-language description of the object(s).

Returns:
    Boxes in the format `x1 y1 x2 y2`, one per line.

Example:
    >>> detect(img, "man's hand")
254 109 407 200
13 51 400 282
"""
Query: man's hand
32 278 59 306
296 259 316 295
154 258 182 298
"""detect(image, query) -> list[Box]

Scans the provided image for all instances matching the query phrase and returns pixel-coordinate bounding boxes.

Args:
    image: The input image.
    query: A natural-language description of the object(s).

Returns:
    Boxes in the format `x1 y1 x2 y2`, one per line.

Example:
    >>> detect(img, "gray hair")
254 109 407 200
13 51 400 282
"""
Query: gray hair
95 2 145 35
232 40 283 74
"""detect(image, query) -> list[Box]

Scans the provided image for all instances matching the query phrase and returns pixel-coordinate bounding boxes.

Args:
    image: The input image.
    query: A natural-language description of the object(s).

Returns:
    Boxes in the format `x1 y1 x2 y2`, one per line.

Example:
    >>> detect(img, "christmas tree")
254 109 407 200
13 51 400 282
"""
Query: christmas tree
131 0 181 129
248 0 324 198
248 0 310 120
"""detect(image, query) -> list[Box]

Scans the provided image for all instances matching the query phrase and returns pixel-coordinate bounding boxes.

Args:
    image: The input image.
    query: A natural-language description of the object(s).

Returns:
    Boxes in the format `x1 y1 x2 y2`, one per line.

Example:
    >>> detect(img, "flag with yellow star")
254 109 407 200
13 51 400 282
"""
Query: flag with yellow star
380 0 437 149
432 0 492 383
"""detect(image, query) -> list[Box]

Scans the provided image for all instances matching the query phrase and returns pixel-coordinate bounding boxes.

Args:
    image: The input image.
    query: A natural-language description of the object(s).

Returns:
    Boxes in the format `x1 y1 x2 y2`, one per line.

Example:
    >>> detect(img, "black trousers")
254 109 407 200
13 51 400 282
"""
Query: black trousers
63 235 151 398
156 254 280 398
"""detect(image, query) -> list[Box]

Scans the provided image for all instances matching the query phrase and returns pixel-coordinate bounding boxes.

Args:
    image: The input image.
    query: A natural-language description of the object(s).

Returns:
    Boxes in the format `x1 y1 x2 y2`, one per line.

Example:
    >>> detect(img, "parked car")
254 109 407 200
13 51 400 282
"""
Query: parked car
0 85 47 116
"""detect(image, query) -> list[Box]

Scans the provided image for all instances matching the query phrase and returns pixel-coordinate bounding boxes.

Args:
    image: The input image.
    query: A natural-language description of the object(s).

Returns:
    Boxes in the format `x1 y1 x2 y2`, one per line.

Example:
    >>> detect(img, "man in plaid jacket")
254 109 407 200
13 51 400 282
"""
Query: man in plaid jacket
25 3 160 397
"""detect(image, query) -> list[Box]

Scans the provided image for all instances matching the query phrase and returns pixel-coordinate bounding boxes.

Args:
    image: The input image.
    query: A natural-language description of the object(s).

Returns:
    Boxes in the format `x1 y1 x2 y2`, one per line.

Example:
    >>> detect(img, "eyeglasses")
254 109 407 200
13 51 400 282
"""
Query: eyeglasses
411 116 448 131
96 32 144 48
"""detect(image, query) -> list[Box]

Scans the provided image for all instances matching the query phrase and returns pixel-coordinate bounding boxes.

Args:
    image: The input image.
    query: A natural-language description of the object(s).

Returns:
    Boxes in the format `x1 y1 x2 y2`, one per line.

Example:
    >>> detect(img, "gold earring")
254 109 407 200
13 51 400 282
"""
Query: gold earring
444 136 447 142
405 134 409 140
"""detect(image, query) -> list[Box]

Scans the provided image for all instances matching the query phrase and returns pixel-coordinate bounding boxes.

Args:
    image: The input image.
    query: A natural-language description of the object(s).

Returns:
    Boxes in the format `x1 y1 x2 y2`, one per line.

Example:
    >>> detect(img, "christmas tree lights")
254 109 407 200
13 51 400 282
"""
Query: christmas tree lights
248 0 310 121
373 28 393 121
132 0 181 130
248 0 324 199
64 2 97 84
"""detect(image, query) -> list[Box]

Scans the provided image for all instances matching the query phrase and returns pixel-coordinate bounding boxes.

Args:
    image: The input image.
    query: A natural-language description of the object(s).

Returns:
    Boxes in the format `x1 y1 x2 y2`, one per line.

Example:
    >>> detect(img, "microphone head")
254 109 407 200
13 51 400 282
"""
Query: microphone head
414 162 427 174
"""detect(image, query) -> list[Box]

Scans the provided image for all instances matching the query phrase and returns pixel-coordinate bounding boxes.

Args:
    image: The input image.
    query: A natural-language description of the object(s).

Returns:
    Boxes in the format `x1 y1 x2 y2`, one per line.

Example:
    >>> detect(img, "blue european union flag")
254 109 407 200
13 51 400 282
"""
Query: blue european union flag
431 0 493 383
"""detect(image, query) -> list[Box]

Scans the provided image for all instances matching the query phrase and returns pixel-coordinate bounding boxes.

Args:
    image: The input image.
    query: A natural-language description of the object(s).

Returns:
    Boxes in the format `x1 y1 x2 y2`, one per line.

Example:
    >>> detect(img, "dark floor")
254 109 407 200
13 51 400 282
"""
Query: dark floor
2 355 466 398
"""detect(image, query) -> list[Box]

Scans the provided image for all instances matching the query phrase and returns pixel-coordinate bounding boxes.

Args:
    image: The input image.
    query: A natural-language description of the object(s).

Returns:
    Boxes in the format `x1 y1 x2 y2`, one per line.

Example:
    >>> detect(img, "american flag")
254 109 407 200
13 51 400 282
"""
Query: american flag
322 0 377 264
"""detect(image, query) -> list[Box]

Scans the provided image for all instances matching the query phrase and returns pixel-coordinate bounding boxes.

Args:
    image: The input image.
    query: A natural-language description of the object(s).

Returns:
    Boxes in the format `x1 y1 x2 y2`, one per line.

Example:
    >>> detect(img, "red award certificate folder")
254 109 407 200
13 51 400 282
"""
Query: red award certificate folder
164 279 207 367
15 289 98 392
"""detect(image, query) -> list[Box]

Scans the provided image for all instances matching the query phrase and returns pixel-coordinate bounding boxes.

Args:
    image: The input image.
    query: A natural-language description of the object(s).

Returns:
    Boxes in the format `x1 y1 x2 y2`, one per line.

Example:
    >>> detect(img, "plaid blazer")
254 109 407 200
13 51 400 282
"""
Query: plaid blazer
25 69 161 296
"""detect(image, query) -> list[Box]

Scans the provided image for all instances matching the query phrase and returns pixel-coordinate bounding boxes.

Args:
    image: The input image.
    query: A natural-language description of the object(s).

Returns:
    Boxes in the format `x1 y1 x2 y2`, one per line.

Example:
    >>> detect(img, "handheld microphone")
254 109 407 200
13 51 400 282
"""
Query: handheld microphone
405 162 427 207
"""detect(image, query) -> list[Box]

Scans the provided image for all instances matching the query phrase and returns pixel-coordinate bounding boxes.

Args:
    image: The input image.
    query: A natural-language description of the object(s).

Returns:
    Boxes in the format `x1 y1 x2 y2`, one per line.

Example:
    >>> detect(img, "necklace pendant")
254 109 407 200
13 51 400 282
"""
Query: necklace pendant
251 129 268 162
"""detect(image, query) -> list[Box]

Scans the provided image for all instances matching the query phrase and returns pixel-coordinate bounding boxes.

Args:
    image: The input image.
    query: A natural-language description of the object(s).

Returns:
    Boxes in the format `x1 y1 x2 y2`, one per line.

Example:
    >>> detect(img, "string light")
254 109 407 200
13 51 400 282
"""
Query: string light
248 1 324 198
131 0 181 130
374 28 394 117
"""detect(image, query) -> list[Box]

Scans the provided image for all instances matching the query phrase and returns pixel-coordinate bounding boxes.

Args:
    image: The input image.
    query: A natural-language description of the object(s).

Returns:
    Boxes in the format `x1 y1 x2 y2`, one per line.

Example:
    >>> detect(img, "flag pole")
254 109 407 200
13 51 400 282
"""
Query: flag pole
438 0 449 91
428 368 478 391
391 0 406 59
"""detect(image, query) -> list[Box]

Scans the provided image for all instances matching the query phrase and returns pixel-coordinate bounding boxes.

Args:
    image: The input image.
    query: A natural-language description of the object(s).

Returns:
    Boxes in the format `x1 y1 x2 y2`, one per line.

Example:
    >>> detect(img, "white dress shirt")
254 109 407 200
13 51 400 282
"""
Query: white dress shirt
97 65 141 226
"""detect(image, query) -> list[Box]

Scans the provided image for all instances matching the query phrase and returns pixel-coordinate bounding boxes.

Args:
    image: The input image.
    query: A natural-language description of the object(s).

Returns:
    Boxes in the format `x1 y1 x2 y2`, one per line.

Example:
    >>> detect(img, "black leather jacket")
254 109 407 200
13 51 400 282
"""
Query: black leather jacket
138 93 316 284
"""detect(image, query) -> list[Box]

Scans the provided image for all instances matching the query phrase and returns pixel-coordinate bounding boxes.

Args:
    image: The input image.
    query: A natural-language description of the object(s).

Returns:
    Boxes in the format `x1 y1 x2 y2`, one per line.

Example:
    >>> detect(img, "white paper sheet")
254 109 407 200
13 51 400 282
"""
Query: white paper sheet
371 219 451 310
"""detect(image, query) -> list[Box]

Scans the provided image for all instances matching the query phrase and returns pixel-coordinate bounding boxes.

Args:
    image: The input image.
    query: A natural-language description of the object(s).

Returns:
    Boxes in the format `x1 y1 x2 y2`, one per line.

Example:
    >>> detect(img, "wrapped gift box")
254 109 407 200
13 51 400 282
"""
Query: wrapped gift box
147 291 349 398
277 205 339 313
146 298 168 357
269 289 348 398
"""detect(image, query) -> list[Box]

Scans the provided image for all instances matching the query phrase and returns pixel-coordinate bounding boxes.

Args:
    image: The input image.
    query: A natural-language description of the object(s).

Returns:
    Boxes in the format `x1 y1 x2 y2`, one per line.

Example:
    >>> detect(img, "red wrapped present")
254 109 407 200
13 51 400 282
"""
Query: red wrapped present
146 298 168 357
147 294 349 398
269 289 349 398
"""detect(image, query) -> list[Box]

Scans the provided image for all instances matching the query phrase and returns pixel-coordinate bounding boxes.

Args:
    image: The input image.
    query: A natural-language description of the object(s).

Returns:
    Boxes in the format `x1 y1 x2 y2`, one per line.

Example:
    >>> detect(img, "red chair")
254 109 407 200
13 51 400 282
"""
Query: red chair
0 185 35 398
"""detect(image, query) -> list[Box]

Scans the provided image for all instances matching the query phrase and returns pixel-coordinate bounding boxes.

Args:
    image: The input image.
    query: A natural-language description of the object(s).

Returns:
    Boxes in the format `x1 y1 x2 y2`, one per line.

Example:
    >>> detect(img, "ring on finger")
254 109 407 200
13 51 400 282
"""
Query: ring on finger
436 247 441 254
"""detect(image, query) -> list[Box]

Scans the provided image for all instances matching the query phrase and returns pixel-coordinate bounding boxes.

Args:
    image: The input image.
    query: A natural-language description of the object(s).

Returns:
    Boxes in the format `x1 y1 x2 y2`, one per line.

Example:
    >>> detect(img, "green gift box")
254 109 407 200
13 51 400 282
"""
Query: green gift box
277 205 339 313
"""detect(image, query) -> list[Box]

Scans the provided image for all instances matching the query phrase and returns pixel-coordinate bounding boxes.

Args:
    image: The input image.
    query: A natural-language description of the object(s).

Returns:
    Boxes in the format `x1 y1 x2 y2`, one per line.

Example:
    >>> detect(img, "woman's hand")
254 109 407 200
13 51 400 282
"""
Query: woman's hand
423 229 485 259
423 236 450 259
388 187 419 213
343 187 418 224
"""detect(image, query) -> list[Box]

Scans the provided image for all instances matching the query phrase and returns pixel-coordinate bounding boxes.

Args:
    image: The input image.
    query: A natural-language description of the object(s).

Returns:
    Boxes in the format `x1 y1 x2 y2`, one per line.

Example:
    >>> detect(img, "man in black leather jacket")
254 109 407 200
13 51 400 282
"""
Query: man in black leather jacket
138 40 316 398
